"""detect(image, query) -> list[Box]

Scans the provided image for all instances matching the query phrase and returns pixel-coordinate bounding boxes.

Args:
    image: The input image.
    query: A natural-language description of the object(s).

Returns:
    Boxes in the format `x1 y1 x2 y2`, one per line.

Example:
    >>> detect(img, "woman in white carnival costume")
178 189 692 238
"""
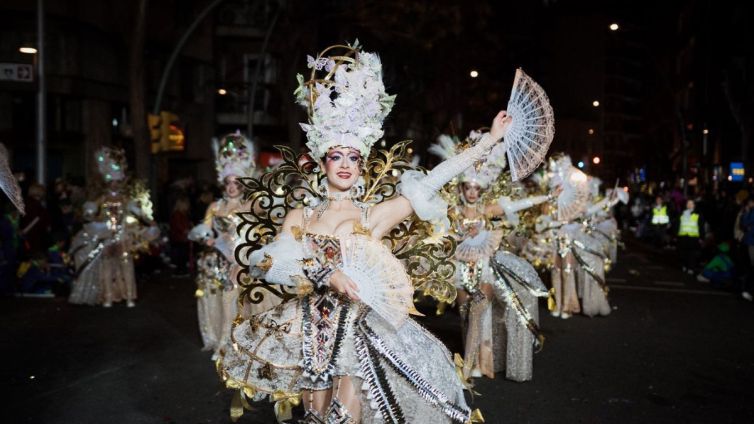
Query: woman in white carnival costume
217 43 514 423
574 178 629 317
69 147 158 307
429 129 553 382
584 180 629 265
542 154 612 318
189 131 265 359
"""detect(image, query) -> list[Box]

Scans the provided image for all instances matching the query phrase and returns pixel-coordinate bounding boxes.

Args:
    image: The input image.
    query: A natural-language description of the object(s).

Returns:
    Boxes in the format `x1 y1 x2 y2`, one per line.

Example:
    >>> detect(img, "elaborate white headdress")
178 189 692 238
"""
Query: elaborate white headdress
212 131 256 183
94 147 127 182
294 40 396 159
429 130 508 189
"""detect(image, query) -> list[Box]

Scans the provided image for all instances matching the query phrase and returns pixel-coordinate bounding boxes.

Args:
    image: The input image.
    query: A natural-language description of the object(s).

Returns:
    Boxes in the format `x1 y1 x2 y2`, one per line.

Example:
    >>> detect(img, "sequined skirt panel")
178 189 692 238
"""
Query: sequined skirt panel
221 295 469 423
69 242 136 305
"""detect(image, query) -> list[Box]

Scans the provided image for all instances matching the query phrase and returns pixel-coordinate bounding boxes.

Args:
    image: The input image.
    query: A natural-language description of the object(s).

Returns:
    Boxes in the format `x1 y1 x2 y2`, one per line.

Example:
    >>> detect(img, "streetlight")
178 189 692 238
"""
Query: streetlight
592 100 600 107
703 128 709 135
592 156 601 165
217 88 227 95
470 70 479 78
609 23 619 31
19 46 38 54
577 161 585 169
588 128 595 135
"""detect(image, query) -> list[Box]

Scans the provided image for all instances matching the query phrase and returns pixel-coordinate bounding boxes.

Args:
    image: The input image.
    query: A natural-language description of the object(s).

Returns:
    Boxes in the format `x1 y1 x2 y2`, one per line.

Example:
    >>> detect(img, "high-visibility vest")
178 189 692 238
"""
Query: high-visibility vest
678 212 700 237
651 205 669 225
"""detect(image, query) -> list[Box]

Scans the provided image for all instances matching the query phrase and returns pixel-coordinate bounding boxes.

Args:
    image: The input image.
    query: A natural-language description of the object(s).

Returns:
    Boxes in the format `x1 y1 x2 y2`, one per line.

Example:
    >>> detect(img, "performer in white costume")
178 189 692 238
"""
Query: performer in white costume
218 42 510 423
429 129 553 382
69 147 158 307
189 131 267 359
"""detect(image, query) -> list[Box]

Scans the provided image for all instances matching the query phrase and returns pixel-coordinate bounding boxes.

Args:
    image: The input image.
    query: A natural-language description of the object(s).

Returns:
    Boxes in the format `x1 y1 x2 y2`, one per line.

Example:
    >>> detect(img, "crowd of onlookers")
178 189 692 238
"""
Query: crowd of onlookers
619 182 754 301
0 177 87 296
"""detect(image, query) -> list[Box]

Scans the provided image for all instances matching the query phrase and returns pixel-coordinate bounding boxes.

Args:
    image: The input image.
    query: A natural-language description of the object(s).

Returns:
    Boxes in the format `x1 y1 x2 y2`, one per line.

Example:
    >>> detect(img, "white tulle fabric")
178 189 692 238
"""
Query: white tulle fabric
399 132 499 233
248 232 306 286
398 170 451 232
498 194 549 225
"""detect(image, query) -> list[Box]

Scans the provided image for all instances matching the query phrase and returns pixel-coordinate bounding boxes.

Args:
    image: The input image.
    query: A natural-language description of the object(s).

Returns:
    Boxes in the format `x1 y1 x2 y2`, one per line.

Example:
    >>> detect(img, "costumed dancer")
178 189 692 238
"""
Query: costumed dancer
188 131 267 359
520 172 559 272
69 147 158 307
584 181 629 266
545 155 612 318
218 42 501 423
429 128 553 382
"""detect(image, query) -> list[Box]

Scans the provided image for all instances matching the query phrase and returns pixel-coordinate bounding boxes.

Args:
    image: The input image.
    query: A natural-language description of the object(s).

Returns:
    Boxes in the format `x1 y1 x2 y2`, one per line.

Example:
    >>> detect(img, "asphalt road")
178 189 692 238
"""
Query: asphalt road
3 239 754 424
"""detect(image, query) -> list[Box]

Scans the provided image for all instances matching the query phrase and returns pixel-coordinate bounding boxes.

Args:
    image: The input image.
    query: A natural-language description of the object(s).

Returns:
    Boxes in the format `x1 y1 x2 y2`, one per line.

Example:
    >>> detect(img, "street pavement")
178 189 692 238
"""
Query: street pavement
3 238 754 424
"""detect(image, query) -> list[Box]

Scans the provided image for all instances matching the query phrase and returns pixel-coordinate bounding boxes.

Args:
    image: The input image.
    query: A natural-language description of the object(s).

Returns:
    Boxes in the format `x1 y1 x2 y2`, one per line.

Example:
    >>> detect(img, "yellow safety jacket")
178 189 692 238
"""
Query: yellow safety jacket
678 212 700 237
651 205 670 225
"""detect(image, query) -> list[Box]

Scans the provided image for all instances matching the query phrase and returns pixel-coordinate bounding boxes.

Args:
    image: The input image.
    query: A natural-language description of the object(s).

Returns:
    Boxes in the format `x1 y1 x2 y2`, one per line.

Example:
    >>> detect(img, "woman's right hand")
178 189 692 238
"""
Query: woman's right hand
490 110 513 141
329 270 360 301
205 238 215 247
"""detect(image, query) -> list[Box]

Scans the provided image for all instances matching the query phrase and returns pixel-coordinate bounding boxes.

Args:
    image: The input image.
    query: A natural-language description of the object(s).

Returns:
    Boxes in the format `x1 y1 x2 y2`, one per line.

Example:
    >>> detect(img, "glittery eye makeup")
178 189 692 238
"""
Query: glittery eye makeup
325 149 361 166
325 153 341 162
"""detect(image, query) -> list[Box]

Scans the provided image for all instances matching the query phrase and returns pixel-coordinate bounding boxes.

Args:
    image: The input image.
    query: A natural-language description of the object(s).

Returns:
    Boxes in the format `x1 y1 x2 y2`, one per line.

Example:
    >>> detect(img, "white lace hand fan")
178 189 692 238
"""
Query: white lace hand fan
0 143 24 214
505 69 555 182
558 167 590 221
339 234 414 329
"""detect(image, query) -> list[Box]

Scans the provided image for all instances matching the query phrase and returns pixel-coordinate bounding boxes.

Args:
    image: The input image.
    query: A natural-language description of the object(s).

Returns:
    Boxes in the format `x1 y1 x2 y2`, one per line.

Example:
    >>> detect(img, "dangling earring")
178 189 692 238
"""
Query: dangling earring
350 176 365 200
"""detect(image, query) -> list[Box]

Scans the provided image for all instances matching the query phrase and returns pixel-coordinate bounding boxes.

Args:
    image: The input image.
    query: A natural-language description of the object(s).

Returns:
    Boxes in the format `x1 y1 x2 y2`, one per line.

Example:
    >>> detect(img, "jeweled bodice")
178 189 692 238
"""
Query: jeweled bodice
304 232 344 269
451 206 492 240
209 197 244 234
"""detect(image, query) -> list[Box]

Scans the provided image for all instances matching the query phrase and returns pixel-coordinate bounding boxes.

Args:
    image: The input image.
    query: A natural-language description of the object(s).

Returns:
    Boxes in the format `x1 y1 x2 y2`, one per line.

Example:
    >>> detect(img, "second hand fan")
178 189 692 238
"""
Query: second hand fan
505 68 555 182
339 234 414 329
558 167 590 221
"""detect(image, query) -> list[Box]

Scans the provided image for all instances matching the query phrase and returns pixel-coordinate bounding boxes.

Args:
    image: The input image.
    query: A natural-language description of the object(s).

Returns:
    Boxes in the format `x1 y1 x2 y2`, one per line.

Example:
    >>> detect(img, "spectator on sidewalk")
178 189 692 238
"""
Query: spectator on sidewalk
677 199 704 275
0 203 22 295
650 195 671 248
169 196 192 276
697 242 735 288
740 197 754 301
21 183 51 256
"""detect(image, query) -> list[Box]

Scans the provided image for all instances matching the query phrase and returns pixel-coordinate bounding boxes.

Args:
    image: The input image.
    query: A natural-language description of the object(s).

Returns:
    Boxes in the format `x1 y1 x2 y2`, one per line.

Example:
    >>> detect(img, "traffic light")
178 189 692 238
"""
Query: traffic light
147 111 185 153
148 113 162 154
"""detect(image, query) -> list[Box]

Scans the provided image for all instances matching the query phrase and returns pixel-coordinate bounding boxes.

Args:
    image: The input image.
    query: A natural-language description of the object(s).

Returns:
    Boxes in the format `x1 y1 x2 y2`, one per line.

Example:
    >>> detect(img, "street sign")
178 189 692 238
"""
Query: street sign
730 162 745 182
0 63 34 82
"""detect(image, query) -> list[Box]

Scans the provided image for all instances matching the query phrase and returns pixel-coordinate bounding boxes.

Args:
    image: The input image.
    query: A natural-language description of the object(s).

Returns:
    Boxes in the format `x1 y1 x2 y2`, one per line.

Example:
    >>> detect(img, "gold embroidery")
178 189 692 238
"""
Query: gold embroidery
352 222 372 237
257 253 273 272
291 275 313 296
291 225 303 241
